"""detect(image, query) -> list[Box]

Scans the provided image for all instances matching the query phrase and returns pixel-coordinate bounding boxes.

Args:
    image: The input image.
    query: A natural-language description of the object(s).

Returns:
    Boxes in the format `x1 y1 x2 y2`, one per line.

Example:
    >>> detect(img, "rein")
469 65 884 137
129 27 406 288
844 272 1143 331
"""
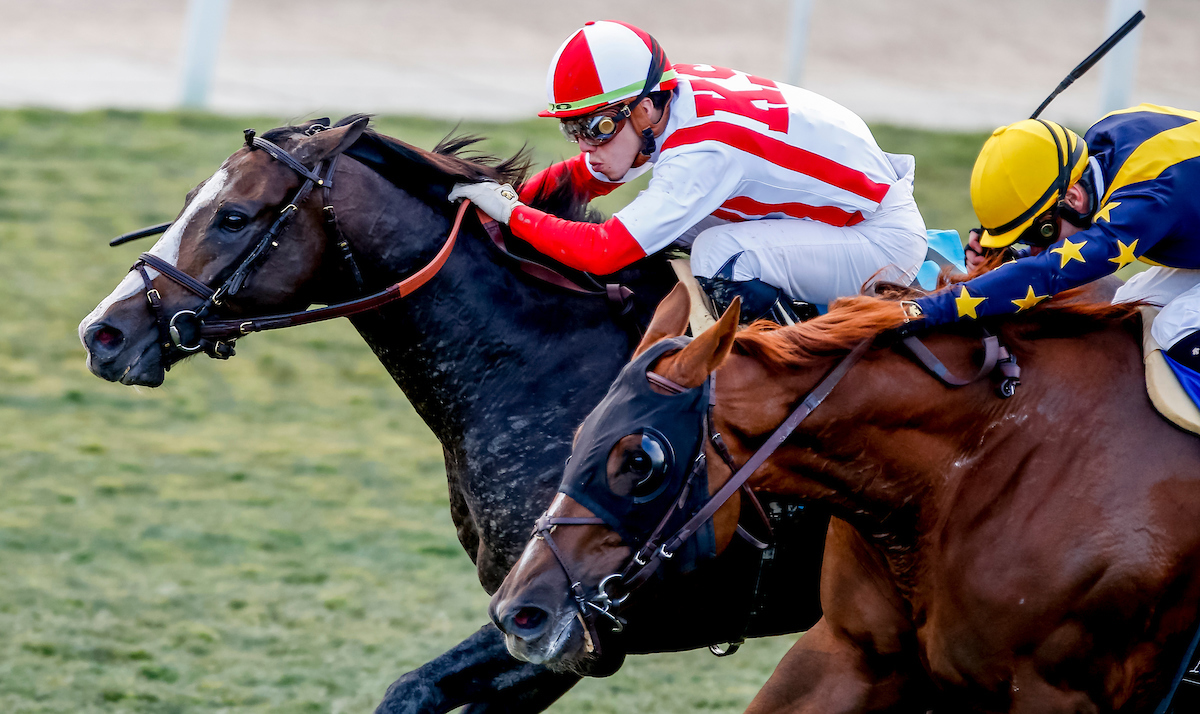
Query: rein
113 129 637 364
536 327 1023 649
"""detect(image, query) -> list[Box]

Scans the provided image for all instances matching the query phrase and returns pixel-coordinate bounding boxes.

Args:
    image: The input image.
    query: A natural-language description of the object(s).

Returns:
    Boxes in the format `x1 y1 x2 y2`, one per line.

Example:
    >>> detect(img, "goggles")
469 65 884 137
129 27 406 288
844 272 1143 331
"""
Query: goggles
559 104 632 145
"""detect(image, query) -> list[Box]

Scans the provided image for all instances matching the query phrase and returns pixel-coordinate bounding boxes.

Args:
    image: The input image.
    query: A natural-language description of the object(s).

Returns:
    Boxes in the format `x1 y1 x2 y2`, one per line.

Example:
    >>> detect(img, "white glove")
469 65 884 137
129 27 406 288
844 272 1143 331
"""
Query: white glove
448 180 522 224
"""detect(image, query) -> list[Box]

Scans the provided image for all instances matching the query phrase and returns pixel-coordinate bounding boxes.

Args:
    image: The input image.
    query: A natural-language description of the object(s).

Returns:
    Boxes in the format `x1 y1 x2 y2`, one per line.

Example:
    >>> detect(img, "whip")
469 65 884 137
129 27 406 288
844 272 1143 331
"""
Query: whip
1030 10 1145 119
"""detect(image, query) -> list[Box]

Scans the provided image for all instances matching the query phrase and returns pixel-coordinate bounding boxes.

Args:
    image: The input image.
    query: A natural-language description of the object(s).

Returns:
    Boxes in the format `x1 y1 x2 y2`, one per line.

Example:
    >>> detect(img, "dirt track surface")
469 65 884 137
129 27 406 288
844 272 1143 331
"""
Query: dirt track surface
2 0 1198 129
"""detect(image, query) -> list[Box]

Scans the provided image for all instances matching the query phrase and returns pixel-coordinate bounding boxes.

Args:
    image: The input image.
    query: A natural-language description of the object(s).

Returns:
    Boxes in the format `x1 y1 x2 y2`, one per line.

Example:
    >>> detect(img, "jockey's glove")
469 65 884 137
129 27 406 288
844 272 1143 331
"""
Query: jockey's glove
891 301 929 339
448 180 522 224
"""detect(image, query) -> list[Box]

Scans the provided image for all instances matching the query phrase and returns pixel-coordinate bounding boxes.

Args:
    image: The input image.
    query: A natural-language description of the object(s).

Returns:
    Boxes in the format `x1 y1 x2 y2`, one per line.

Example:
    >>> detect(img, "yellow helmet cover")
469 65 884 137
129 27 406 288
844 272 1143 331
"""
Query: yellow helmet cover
971 119 1088 248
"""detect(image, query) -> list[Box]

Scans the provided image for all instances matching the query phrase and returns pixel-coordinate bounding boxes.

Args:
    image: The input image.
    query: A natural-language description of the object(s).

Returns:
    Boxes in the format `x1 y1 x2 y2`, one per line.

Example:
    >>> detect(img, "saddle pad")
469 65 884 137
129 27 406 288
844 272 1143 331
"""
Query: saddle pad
669 258 717 334
915 229 968 290
1140 306 1200 436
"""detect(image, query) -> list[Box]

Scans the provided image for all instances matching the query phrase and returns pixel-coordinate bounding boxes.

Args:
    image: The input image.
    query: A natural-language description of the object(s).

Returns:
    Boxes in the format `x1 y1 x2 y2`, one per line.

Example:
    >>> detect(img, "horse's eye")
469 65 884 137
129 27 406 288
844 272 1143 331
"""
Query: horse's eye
220 213 248 232
628 432 670 498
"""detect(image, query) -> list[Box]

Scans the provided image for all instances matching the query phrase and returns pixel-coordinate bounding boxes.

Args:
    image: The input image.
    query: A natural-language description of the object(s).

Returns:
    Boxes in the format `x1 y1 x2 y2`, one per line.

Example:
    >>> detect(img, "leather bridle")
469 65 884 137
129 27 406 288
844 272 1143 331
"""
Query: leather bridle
122 127 471 366
115 126 640 369
533 329 1022 652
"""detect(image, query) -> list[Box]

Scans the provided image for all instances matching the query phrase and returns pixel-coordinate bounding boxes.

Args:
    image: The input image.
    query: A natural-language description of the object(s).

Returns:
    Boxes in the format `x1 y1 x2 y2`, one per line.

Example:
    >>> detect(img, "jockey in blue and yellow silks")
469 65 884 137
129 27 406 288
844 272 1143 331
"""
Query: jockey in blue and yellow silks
912 104 1200 374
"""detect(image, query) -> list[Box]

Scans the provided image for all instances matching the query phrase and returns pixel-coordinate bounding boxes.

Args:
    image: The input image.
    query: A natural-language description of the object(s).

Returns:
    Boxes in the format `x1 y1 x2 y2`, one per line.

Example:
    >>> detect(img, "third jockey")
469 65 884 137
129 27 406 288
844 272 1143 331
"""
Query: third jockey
449 20 929 323
910 105 1200 374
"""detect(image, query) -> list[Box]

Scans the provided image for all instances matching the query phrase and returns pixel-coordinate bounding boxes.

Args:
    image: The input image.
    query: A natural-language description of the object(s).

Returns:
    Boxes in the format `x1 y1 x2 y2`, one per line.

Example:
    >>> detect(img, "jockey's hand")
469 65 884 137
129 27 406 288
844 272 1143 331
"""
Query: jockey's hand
891 301 928 339
448 181 522 224
964 228 987 271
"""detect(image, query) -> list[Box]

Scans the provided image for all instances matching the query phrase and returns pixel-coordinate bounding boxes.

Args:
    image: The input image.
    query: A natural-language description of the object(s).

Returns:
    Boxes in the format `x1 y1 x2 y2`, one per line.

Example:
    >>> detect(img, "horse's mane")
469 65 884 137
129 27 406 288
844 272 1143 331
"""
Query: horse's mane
735 284 1144 372
261 115 593 225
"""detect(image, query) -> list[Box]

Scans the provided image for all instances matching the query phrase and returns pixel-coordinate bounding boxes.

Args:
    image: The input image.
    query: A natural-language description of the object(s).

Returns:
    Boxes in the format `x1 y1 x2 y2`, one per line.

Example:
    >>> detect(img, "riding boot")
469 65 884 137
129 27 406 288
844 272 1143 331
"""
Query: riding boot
695 252 820 325
696 276 818 325
1167 330 1200 373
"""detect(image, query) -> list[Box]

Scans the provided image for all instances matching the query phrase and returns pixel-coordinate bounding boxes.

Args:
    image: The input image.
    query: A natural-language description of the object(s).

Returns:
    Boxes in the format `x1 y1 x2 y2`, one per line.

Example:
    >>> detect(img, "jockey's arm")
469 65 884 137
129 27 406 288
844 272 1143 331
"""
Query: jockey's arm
517 154 625 204
510 147 742 275
914 189 1171 327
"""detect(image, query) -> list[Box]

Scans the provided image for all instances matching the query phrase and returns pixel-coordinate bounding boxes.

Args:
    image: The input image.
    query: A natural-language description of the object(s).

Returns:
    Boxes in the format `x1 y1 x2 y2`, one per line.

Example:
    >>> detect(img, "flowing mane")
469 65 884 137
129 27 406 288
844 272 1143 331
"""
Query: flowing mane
272 115 600 225
735 288 1145 373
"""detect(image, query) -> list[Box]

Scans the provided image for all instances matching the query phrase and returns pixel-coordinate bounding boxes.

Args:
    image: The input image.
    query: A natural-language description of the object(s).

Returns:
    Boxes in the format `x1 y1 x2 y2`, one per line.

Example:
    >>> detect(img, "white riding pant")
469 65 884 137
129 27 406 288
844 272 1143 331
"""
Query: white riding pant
687 158 928 306
1113 266 1200 349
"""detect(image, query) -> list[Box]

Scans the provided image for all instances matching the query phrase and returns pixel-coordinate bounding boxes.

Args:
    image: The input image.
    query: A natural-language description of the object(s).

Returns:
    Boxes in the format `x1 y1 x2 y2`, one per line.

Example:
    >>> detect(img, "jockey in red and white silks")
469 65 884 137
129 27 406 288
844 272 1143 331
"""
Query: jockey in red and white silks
452 20 928 322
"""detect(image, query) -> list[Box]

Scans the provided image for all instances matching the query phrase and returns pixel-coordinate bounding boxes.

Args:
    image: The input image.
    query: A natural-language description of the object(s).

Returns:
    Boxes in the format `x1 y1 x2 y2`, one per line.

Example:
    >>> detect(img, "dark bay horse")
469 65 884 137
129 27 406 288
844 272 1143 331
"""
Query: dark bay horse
492 283 1200 712
79 117 827 712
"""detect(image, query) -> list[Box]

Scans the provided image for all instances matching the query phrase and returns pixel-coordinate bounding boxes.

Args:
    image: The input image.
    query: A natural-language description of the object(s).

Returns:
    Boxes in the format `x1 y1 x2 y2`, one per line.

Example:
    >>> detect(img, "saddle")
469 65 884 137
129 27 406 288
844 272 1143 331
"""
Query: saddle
1140 306 1200 436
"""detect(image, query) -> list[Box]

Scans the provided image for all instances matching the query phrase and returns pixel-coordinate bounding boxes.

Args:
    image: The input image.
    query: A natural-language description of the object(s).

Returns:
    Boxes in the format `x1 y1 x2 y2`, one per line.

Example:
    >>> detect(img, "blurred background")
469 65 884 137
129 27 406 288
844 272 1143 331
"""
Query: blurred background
4 0 1198 127
0 1 1193 712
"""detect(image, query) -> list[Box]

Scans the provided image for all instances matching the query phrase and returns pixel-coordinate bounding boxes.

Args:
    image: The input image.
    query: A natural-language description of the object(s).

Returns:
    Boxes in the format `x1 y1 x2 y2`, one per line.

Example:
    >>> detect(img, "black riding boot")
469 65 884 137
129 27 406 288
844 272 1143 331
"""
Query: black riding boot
1167 331 1200 373
696 276 818 325
696 252 818 325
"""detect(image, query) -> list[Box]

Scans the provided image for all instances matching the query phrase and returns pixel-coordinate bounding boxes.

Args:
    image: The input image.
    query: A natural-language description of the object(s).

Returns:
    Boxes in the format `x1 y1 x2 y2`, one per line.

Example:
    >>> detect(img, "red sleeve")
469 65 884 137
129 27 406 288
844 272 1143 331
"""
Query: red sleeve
518 154 624 204
510 205 647 276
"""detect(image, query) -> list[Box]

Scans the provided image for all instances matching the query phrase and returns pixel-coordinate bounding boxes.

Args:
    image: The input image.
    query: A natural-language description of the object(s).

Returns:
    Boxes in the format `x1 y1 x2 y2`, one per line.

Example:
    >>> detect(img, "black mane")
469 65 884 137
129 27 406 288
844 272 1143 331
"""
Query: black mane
266 115 660 292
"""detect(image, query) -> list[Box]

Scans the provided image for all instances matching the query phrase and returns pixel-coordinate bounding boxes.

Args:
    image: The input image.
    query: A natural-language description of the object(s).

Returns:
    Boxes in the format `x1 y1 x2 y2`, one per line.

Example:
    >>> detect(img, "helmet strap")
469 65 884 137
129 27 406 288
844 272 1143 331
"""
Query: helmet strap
630 99 671 168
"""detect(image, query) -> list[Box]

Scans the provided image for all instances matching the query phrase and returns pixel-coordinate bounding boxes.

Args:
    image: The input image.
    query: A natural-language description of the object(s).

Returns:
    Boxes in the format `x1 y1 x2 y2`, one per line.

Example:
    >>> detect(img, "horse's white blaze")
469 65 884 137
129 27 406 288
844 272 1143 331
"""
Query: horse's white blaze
78 168 230 346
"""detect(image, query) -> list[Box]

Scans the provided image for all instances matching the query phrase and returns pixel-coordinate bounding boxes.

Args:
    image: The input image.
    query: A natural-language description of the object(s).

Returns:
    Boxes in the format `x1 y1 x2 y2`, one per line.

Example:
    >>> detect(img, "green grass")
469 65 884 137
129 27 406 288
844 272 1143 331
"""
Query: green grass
0 108 987 713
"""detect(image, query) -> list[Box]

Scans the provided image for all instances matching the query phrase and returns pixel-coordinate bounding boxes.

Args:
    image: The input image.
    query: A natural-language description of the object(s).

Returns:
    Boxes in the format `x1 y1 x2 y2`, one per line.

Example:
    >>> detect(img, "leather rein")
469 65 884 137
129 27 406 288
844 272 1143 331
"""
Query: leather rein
115 128 634 365
533 329 1021 653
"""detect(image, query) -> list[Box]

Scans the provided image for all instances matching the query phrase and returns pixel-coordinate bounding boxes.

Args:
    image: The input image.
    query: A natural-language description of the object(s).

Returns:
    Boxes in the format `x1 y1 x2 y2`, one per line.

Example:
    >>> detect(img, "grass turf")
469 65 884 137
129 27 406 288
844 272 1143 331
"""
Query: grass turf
0 108 985 713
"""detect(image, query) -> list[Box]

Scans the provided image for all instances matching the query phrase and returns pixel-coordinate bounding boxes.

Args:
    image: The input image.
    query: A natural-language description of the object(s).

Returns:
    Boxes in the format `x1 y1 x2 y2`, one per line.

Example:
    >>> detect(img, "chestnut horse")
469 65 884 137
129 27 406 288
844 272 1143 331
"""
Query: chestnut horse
492 283 1200 712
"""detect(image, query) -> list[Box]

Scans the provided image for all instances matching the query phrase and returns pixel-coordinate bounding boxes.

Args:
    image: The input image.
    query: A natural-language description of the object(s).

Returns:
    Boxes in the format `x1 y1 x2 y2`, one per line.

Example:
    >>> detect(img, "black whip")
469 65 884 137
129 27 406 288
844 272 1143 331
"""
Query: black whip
1030 10 1145 120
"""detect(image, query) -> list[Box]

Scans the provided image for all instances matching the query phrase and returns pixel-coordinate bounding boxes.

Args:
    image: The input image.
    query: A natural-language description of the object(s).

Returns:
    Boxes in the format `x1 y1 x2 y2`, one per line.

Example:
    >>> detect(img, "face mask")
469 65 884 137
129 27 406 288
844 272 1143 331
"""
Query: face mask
559 337 716 574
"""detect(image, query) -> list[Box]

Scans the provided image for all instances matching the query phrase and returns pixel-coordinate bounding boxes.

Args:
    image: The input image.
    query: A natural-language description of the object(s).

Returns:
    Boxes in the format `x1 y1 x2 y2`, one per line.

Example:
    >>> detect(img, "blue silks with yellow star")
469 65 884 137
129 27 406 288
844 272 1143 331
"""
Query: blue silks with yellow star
916 105 1200 328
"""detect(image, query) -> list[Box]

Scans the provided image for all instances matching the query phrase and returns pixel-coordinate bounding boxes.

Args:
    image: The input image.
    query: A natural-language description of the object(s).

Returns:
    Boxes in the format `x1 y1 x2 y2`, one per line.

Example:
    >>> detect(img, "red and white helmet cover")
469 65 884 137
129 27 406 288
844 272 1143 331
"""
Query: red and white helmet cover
540 20 677 118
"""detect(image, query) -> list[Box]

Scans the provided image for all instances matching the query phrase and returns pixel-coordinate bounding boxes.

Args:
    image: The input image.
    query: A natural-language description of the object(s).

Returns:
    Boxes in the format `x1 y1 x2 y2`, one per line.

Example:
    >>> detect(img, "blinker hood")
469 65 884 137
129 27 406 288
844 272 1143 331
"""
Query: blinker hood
560 337 716 574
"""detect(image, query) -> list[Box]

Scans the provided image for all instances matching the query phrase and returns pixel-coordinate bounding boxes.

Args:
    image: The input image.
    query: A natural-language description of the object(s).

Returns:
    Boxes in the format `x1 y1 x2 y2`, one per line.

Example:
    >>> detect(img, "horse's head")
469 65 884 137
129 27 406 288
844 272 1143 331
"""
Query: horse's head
490 285 751 672
79 117 372 386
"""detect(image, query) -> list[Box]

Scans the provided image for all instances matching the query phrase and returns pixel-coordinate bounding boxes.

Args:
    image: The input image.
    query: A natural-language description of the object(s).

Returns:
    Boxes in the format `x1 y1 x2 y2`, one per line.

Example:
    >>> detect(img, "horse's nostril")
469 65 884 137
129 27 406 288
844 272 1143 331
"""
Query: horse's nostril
93 325 125 350
511 606 547 633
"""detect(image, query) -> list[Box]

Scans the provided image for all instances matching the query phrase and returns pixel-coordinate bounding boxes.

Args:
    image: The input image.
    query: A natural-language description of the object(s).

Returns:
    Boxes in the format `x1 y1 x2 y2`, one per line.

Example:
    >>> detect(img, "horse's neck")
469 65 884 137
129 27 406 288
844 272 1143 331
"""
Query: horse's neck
729 340 1005 565
739 323 1152 580
335 177 631 438
317 163 663 578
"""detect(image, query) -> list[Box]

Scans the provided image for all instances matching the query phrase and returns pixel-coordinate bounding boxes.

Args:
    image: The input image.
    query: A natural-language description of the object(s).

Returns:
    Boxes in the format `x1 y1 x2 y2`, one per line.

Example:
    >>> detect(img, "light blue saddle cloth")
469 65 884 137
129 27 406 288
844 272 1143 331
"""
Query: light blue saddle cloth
916 229 968 291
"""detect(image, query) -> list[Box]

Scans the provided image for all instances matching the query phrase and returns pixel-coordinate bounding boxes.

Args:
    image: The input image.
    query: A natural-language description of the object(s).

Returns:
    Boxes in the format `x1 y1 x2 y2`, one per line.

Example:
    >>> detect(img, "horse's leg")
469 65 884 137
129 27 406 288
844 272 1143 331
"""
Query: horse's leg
374 624 578 714
744 519 929 714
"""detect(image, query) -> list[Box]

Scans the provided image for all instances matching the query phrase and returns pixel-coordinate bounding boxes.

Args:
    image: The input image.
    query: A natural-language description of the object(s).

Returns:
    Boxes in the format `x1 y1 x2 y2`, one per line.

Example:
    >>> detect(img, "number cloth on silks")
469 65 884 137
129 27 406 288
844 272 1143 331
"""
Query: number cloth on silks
915 105 1200 333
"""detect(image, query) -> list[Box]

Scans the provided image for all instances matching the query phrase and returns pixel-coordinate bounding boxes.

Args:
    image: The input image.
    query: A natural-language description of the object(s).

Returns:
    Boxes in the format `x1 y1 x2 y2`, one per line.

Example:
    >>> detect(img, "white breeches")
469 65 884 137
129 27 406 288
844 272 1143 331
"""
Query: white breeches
1113 266 1200 349
687 162 928 306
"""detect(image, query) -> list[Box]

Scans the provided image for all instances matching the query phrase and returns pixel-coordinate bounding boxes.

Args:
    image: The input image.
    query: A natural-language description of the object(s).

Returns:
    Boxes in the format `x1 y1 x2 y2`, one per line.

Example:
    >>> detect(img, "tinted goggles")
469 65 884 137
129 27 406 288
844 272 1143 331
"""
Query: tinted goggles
559 104 632 145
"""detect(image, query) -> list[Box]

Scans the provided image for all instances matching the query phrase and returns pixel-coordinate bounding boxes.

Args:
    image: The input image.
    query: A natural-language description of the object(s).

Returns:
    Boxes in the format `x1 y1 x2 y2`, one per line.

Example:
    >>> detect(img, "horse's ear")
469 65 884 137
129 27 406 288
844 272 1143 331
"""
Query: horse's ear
300 116 369 165
661 297 740 388
634 283 692 357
